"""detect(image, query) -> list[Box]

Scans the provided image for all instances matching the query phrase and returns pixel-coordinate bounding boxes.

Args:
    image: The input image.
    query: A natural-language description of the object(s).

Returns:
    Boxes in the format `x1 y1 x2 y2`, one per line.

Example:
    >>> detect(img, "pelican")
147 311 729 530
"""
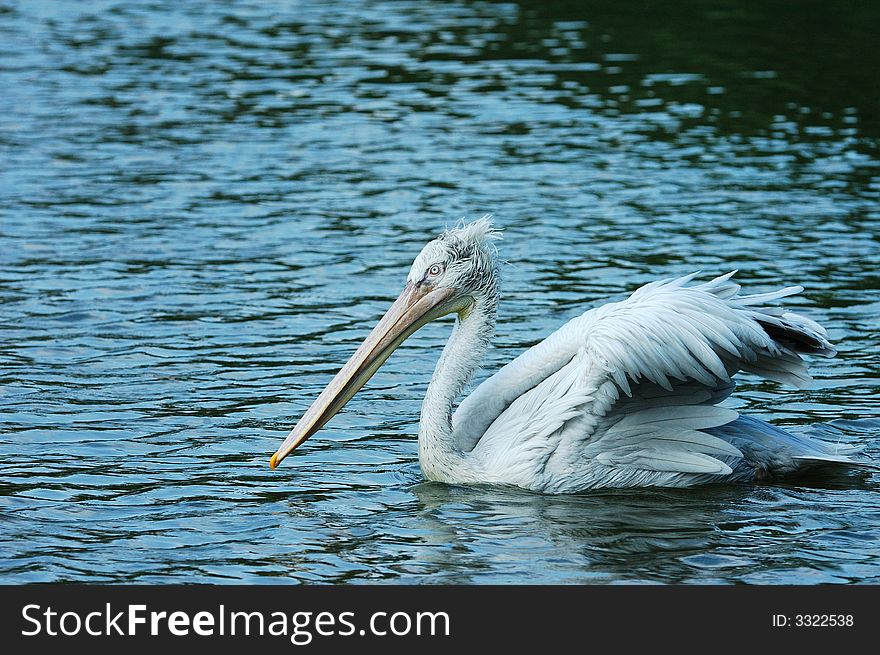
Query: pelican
270 217 872 492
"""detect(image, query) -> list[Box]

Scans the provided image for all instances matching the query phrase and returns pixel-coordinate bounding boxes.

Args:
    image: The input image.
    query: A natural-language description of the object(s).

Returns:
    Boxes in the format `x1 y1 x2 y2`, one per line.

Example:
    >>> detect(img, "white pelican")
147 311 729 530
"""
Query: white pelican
270 217 872 492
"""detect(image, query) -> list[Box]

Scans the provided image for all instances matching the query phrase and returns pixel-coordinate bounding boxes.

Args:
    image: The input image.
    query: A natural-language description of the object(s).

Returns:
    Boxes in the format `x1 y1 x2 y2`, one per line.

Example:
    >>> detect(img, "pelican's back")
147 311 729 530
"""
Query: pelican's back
454 273 871 492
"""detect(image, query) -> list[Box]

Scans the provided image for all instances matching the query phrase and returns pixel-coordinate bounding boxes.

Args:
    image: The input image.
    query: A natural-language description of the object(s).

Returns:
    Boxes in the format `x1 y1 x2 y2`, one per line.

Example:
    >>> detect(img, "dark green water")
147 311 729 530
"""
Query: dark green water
1 0 878 583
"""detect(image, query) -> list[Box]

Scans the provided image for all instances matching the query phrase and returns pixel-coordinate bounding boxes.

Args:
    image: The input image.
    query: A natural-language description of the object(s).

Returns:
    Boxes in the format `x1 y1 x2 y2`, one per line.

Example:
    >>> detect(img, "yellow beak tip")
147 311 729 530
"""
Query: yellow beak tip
269 454 279 470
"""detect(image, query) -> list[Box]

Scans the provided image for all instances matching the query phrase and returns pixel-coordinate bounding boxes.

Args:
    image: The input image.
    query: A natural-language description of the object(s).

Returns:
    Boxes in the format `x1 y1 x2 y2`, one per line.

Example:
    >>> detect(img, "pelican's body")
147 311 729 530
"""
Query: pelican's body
271 218 872 492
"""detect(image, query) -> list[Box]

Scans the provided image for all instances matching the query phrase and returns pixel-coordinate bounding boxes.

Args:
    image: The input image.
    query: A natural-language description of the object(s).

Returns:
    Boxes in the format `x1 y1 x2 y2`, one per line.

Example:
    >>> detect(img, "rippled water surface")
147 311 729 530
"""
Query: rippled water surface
2 0 879 583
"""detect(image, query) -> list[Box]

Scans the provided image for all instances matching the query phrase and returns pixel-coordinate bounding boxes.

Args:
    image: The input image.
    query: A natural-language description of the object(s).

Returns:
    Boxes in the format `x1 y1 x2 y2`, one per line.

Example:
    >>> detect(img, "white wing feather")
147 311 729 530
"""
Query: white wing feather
460 272 835 490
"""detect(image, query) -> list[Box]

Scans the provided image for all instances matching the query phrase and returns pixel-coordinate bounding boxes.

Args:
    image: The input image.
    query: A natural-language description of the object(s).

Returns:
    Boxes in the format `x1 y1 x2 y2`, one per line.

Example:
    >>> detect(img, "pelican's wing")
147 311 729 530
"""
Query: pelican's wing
461 272 835 487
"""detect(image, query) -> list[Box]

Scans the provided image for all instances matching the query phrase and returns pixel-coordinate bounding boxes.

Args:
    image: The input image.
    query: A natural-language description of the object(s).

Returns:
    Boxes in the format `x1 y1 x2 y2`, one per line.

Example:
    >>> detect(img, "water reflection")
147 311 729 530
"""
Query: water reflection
499 0 880 136
408 483 735 583
407 472 879 584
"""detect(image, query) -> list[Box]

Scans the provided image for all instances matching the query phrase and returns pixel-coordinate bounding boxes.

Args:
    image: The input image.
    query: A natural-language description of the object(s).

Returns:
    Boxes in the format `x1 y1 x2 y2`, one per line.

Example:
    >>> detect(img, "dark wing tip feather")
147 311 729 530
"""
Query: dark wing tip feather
757 320 837 358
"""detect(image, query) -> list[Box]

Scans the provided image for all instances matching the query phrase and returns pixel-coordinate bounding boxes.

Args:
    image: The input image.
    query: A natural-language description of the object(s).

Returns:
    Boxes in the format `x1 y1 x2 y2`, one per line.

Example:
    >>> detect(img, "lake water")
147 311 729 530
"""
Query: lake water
1 0 879 584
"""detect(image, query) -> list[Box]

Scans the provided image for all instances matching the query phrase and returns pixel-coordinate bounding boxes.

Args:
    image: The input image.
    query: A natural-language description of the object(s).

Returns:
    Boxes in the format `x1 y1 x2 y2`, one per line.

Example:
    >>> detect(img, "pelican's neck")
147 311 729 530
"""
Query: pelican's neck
418 296 496 480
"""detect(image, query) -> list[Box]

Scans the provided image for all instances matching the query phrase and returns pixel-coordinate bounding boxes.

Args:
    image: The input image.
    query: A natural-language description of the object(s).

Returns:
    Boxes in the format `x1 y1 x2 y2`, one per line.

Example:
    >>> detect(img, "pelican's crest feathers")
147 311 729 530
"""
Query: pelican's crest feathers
440 215 502 256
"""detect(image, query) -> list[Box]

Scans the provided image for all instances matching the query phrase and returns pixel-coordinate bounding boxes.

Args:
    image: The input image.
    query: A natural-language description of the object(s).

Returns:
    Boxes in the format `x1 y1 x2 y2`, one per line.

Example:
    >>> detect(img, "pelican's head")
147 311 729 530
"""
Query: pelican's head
269 216 501 469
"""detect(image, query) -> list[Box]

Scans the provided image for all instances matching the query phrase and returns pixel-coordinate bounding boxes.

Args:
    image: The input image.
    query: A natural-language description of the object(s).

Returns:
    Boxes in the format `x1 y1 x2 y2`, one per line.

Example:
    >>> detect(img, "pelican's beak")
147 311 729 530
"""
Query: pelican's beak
270 282 468 469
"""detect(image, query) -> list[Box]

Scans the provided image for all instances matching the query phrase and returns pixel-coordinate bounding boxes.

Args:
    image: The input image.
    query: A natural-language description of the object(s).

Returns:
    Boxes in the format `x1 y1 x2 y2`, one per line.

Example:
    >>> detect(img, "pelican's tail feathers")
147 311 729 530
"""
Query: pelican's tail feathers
792 453 880 472
707 415 876 478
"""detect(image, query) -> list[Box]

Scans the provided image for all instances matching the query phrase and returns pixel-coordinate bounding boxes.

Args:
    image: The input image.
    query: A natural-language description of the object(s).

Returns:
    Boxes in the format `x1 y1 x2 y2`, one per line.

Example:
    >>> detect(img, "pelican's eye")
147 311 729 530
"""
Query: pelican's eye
427 263 445 278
